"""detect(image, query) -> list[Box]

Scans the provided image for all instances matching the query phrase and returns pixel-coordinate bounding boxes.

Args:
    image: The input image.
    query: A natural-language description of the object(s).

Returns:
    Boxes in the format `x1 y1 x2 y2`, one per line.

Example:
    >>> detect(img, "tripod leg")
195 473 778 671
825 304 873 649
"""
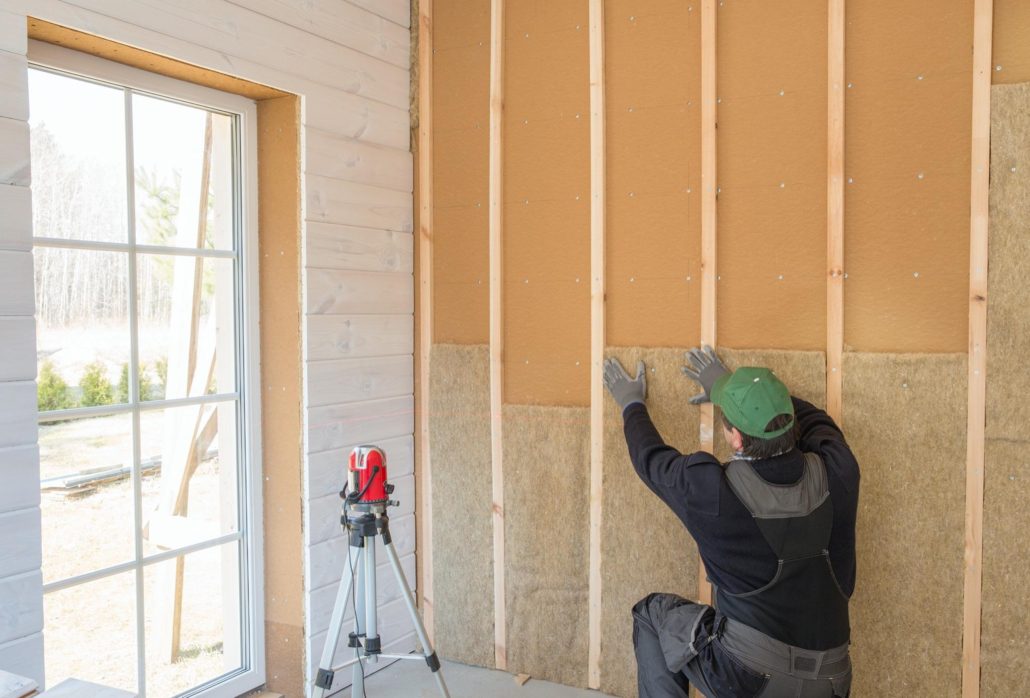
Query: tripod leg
311 543 358 698
364 535 379 665
383 539 451 698
352 548 366 698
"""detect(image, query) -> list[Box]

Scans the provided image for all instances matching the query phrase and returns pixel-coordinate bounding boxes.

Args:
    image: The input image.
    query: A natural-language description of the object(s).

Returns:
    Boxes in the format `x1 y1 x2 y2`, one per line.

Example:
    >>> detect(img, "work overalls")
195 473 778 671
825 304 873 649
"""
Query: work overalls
632 453 852 698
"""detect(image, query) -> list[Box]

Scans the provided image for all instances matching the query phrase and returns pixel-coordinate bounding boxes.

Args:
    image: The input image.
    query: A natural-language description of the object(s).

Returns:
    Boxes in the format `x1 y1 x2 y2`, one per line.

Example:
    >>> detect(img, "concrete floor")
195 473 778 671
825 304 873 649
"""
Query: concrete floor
339 659 618 698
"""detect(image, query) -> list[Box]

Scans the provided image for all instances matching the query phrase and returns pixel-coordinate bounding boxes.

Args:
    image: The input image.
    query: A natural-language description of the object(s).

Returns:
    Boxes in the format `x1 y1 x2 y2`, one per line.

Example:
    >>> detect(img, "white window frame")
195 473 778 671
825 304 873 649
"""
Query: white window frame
27 40 265 698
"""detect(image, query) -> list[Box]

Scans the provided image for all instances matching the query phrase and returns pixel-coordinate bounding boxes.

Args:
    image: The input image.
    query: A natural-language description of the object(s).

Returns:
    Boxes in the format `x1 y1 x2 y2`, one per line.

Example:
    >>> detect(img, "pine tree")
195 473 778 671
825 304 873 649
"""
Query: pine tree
80 361 114 407
37 360 74 412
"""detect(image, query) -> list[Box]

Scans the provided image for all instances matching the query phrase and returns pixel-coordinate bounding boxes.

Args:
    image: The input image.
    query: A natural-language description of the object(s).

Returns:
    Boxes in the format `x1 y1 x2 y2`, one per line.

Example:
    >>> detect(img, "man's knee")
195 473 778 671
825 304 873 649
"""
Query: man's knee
632 592 689 630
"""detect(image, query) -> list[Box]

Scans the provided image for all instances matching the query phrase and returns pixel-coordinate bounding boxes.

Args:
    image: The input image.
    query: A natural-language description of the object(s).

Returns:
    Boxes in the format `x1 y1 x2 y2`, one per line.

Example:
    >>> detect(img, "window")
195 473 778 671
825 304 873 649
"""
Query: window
28 41 263 698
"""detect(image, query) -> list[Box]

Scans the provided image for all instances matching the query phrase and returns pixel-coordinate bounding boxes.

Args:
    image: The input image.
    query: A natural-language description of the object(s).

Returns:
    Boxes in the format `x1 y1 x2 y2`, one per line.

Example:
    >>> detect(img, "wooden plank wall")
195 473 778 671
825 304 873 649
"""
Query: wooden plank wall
0 6 42 682
4 1 416 694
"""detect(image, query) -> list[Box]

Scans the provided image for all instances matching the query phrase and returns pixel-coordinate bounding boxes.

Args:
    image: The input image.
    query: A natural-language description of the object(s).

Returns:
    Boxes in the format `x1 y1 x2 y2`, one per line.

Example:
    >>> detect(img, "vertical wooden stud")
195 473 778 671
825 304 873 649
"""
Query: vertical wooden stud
416 0 435 642
587 0 605 688
489 0 507 671
826 0 845 425
697 0 717 607
963 1 992 695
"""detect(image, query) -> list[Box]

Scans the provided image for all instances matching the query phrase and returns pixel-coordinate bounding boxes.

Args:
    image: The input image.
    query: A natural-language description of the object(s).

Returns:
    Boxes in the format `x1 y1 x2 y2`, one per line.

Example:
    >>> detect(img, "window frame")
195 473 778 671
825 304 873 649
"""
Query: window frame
27 39 265 698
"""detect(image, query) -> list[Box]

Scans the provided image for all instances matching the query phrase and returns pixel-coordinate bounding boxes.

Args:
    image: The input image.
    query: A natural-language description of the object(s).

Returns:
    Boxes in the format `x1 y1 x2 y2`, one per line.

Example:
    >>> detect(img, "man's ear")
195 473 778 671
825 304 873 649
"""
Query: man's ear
731 427 744 452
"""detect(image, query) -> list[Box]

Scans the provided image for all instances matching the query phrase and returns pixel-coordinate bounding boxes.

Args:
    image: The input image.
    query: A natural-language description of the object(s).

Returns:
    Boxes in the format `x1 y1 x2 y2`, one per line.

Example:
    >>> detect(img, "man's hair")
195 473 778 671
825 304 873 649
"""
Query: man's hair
721 411 798 460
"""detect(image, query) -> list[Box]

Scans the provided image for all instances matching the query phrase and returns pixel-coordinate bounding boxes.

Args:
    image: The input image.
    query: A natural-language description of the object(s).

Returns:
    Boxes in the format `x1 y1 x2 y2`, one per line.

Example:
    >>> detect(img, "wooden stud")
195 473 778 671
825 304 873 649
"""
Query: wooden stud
489 0 507 672
826 0 845 425
416 0 435 642
587 0 605 689
963 1 992 695
697 0 717 608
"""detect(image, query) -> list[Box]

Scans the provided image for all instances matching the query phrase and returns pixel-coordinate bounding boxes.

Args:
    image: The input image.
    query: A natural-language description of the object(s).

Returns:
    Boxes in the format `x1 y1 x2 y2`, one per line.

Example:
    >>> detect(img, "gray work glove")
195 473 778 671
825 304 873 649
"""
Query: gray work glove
681 345 729 404
603 357 647 411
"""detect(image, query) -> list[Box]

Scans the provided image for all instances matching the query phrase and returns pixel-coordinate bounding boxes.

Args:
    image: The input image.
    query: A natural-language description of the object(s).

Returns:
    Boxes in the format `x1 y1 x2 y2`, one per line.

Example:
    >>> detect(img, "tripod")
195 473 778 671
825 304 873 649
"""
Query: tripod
311 499 450 698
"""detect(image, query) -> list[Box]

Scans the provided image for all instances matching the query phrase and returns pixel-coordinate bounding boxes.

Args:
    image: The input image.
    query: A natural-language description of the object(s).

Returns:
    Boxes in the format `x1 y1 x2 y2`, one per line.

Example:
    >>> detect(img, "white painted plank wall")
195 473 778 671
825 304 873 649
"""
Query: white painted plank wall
229 0 411 69
0 118 30 185
0 184 33 250
0 51 29 121
307 315 413 361
307 269 414 315
346 0 411 29
19 0 411 148
4 0 418 689
306 223 413 275
307 515 416 592
51 0 410 108
308 553 417 637
0 16 39 680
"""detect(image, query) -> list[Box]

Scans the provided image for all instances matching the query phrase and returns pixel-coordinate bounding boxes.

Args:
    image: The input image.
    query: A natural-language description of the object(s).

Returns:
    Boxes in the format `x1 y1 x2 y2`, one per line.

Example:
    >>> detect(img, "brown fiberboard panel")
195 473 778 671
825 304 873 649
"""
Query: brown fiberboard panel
981 438 1030 696
503 403 591 687
986 82 1030 442
842 352 966 698
605 1 701 348
429 344 494 667
257 94 304 696
981 82 1030 695
992 0 1030 84
713 348 826 462
432 0 490 345
716 2 826 351
503 0 591 406
843 1 971 353
600 348 700 698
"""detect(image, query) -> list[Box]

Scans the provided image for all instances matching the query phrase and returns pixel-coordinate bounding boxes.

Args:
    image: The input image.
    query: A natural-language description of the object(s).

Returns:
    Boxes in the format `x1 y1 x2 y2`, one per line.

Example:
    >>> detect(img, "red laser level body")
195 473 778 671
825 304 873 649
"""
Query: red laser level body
348 445 389 505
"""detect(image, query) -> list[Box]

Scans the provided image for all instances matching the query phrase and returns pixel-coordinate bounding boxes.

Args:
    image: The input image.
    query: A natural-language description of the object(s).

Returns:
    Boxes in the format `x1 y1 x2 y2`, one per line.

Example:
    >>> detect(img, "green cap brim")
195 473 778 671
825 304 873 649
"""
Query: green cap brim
710 372 732 405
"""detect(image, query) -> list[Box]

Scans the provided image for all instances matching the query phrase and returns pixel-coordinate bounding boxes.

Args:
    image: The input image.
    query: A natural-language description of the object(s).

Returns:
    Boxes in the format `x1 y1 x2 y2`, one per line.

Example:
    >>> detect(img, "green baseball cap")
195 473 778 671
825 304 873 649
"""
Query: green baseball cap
711 366 795 438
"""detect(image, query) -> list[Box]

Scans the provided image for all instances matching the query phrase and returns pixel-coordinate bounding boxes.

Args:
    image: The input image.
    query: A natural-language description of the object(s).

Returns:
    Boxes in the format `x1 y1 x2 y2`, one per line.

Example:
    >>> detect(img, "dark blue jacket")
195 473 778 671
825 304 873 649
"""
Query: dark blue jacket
621 397 860 597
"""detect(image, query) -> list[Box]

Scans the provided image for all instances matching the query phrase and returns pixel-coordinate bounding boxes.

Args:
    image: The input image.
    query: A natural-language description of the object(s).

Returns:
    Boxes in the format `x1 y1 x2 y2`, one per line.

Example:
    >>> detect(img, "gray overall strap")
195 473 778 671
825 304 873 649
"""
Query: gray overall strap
724 452 829 519
716 450 851 652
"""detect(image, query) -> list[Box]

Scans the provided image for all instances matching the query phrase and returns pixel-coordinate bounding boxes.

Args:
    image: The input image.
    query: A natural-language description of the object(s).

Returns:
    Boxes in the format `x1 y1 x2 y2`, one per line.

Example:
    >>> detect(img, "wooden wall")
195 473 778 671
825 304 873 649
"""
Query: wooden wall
424 1 1030 696
0 6 42 681
1 1 416 695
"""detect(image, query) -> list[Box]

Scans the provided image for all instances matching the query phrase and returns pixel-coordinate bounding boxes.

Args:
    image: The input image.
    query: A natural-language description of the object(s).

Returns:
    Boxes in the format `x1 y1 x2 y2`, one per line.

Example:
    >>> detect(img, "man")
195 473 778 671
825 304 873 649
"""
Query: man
602 346 858 698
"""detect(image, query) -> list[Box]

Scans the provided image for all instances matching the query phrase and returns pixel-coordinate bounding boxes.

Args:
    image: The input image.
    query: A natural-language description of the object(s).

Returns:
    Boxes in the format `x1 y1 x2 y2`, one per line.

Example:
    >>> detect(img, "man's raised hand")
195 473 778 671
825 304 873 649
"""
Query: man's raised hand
603 357 647 410
681 344 729 405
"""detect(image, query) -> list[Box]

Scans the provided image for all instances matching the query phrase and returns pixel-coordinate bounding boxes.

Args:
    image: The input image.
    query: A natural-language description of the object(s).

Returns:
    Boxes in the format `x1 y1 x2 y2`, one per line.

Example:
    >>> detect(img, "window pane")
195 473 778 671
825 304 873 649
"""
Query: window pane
141 401 239 558
34 247 131 408
45 570 138 692
28 69 127 243
144 541 243 695
133 94 234 250
137 255 237 400
40 414 136 584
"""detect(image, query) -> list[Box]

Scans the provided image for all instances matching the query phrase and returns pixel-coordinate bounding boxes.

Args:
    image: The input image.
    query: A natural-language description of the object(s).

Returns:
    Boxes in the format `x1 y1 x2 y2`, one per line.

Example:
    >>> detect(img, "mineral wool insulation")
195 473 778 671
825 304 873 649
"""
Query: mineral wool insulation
982 81 1030 696
601 348 701 698
429 345 971 698
503 403 591 687
844 352 966 698
429 344 494 667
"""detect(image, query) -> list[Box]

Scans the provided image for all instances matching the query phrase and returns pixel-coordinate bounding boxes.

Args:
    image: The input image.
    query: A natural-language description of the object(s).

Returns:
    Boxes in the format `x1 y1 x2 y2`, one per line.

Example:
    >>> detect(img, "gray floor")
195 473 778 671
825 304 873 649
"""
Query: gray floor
339 659 618 698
